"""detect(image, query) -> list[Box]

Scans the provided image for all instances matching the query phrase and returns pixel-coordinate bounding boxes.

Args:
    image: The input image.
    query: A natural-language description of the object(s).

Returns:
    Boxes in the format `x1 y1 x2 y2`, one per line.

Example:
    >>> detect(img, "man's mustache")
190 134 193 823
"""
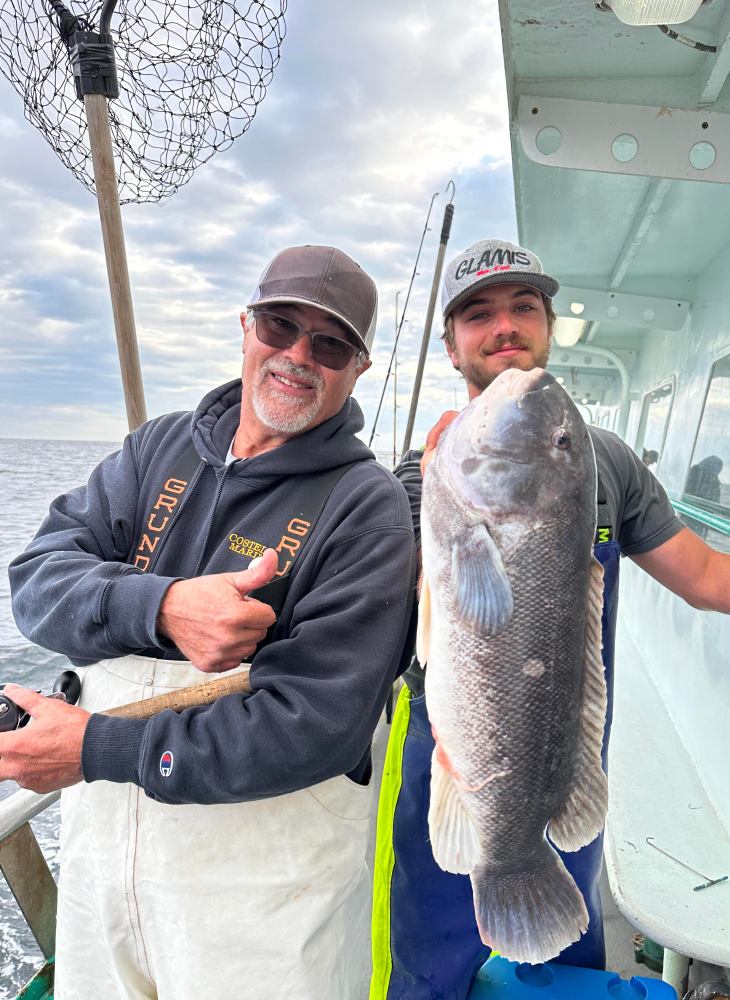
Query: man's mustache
487 337 532 354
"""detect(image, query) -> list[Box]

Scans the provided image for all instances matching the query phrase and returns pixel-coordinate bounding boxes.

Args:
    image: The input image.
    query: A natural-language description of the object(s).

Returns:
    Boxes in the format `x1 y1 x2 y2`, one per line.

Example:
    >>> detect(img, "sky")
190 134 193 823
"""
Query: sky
0 0 517 457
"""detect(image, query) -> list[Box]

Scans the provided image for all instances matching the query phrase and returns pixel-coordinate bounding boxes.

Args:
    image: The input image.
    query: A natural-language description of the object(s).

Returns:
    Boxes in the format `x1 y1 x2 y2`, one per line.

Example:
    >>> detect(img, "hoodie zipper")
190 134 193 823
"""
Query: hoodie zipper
146 459 207 575
192 462 232 577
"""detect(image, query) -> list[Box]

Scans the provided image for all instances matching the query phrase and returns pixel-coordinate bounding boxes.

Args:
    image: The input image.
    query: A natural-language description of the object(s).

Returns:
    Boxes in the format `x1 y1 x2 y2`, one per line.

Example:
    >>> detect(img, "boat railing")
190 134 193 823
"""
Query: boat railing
671 496 730 537
0 788 60 964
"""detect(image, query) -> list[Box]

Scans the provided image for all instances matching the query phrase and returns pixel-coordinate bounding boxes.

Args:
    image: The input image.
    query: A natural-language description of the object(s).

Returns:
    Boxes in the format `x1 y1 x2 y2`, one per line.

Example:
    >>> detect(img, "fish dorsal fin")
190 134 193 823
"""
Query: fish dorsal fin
452 523 513 635
416 572 432 667
547 556 608 851
428 746 480 875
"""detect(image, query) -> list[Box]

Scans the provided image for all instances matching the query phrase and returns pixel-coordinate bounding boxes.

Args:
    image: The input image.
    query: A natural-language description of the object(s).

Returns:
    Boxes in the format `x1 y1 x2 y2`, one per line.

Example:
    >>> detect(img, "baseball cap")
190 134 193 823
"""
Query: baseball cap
442 239 559 319
247 245 378 355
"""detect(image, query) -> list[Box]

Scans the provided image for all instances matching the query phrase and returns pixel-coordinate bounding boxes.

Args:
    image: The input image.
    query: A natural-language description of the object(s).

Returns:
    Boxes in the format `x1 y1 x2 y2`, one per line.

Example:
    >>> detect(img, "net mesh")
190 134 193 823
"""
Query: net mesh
0 0 287 203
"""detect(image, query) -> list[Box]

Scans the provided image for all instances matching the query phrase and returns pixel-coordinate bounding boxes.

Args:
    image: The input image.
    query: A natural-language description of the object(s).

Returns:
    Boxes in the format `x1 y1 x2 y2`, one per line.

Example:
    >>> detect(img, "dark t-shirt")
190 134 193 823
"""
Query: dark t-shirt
396 425 684 695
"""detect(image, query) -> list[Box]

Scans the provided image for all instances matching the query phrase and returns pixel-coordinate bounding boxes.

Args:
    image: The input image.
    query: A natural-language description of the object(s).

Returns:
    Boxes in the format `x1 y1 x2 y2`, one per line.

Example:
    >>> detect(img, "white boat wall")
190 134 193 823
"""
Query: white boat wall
499 0 730 985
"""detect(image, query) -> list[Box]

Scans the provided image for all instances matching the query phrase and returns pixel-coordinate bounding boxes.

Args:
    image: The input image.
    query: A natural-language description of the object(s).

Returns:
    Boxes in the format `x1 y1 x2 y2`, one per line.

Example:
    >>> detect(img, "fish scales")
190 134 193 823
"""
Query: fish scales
418 367 608 964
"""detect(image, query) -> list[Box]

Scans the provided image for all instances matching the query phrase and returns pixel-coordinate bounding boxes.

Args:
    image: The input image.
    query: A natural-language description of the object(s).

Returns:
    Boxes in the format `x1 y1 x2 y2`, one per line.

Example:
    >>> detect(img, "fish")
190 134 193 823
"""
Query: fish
417 367 608 964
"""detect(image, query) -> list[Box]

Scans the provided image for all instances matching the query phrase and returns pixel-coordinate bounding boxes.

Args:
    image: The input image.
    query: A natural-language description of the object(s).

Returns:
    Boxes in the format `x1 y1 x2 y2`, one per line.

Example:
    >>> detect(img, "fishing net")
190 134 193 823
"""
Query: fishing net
0 0 287 203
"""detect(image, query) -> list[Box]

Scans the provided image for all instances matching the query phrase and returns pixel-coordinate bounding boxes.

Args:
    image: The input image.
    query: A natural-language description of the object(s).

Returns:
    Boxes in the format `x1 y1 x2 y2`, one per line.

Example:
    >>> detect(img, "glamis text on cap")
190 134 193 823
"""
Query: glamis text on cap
248 245 378 356
442 239 560 319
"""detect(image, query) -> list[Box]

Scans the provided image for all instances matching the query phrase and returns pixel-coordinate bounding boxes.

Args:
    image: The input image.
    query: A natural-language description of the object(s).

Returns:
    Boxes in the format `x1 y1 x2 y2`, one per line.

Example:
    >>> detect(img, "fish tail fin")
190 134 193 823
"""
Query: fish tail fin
472 842 588 964
549 556 608 852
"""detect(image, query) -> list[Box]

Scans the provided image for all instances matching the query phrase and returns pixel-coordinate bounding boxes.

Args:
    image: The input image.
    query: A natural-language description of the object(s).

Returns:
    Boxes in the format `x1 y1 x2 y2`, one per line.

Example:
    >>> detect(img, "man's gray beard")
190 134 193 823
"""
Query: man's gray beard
252 358 325 434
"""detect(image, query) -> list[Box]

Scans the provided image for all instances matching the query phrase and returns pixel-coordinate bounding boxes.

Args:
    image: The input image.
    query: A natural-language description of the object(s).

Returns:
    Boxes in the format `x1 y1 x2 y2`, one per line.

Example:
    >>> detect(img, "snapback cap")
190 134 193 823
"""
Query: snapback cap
247 245 378 355
442 239 559 319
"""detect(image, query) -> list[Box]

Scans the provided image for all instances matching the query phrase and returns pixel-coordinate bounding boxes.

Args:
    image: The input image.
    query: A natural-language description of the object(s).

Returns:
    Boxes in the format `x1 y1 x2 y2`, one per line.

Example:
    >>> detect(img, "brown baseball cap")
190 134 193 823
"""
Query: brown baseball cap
247 245 378 355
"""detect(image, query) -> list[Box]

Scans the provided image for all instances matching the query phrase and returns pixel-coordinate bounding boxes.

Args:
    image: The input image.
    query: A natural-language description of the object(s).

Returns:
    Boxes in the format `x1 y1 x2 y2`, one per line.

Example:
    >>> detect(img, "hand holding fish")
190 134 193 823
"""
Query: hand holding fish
157 549 279 673
420 410 459 476
0 685 89 792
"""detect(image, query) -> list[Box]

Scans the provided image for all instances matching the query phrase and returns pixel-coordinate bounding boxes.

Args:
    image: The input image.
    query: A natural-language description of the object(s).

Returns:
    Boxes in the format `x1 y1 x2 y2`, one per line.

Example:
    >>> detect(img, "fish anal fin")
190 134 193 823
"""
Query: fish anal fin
548 557 608 852
452 524 513 635
428 745 480 875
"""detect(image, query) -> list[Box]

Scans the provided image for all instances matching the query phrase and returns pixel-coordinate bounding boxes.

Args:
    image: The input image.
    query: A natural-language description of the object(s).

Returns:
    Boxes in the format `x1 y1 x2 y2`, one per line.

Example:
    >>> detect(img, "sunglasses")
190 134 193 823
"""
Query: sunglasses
253 310 361 371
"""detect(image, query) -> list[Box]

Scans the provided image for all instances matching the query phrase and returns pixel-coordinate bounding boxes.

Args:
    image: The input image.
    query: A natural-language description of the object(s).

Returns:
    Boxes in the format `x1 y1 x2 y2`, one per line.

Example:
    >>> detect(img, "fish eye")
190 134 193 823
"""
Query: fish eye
551 429 571 450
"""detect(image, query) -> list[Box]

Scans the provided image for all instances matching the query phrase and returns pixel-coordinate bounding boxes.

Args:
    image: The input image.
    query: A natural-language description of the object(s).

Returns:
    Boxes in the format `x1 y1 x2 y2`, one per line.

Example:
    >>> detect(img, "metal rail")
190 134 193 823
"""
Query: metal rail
671 498 730 537
0 789 60 841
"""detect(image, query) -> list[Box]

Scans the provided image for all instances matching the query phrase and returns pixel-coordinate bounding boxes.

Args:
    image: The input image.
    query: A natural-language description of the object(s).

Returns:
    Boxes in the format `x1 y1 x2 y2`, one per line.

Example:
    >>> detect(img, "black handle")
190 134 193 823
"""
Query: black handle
53 670 82 706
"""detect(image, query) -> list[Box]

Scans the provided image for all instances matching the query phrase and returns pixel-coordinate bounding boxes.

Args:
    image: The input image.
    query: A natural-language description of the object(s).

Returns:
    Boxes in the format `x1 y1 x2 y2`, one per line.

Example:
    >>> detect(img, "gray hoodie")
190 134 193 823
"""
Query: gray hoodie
10 379 416 803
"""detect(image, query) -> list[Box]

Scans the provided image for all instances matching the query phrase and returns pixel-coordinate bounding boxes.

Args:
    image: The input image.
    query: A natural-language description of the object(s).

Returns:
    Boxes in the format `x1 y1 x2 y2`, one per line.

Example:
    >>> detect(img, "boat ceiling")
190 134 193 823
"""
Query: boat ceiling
499 0 730 366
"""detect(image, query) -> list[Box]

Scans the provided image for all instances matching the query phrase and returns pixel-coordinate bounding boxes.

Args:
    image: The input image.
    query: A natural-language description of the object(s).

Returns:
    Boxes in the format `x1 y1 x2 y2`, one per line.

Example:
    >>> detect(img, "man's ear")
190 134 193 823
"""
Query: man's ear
445 341 460 372
349 356 372 394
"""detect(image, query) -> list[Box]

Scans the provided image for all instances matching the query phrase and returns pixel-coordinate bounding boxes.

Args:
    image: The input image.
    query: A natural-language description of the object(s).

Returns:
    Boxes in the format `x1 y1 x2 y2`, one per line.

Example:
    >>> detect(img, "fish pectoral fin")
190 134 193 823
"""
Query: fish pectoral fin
428 747 480 875
416 573 432 666
452 524 513 635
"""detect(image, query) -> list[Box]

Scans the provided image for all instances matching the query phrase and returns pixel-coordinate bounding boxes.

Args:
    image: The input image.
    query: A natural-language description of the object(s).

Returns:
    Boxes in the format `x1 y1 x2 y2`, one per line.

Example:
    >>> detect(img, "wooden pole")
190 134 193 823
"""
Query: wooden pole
84 93 147 431
0 823 57 960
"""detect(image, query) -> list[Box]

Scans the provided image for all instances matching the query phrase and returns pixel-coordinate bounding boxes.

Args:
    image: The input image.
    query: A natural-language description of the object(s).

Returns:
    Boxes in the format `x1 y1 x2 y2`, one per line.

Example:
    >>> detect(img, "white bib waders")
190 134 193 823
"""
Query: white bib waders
55 655 373 1000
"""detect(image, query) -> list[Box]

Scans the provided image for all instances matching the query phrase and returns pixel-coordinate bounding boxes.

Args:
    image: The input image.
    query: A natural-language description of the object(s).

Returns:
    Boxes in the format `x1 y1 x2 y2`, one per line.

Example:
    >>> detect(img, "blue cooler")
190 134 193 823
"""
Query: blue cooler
469 956 675 1000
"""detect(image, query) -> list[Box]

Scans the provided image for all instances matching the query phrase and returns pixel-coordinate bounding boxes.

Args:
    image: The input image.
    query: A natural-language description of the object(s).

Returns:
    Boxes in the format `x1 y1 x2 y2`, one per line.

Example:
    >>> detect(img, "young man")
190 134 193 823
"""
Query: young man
4 245 417 1000
371 238 730 1000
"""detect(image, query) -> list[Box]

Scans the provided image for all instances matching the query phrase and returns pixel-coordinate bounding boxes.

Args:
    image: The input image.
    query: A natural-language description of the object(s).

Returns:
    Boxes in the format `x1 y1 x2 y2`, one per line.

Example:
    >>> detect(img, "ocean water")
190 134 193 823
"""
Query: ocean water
0 438 118 998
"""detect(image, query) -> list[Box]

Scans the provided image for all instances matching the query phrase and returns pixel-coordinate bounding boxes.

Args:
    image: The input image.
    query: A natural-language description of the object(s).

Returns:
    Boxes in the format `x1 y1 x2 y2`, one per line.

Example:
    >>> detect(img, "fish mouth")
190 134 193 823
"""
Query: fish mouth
503 367 554 397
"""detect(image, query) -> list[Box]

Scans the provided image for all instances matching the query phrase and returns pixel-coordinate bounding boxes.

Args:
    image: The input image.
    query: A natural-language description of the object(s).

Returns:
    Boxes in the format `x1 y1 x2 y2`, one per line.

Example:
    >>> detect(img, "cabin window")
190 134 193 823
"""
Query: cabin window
680 356 730 552
596 407 618 431
635 377 675 478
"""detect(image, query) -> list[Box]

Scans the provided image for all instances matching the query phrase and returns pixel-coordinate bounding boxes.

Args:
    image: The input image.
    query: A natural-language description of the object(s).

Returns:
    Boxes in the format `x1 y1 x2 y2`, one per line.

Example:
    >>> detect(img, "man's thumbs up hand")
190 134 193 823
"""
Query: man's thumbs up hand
227 548 279 597
158 549 279 673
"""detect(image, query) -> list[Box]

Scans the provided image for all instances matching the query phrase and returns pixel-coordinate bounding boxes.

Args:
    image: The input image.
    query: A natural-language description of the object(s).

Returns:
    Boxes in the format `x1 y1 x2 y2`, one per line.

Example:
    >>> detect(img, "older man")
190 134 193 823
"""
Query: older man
371 238 730 1000
5 245 416 1000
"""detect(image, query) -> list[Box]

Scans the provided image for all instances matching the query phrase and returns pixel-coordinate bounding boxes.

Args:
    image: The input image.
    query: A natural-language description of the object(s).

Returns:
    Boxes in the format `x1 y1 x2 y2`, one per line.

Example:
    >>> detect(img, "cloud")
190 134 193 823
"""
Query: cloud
0 0 516 449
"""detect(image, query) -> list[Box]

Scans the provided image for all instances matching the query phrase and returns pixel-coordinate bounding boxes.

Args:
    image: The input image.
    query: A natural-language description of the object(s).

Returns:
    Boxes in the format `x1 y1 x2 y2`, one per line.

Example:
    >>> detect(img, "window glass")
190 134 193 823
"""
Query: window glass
635 378 674 477
681 356 730 552
597 407 617 431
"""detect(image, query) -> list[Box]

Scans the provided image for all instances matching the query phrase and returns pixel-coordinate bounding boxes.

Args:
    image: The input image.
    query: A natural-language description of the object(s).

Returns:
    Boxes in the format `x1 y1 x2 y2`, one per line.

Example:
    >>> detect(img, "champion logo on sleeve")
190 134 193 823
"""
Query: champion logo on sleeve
160 751 174 777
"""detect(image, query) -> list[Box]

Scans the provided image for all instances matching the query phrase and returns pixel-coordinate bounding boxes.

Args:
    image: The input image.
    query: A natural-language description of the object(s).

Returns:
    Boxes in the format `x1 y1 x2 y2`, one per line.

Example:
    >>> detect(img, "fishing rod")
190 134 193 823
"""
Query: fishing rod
368 191 439 450
401 181 456 453
0 669 253 732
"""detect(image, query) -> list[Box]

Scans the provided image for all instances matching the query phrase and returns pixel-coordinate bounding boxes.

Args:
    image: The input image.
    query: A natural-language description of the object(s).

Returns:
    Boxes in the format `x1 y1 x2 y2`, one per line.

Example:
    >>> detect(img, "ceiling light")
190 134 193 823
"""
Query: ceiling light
553 317 587 348
608 0 703 25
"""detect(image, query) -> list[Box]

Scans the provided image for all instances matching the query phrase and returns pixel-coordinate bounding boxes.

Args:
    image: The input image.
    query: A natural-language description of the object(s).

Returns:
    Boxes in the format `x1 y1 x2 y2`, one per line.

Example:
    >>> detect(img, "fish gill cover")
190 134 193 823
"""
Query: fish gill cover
0 0 287 203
